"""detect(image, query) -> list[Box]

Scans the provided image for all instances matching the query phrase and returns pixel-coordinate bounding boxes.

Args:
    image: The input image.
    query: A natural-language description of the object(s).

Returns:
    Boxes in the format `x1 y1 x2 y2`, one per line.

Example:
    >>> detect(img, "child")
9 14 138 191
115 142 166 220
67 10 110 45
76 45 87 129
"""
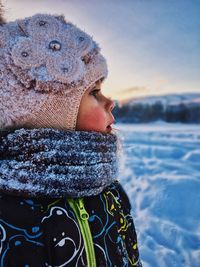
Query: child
0 12 142 267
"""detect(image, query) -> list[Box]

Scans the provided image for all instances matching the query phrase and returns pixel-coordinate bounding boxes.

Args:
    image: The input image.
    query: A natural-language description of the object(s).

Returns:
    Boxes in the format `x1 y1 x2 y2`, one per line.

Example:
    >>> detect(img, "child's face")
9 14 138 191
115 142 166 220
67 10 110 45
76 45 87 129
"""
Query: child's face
76 80 115 133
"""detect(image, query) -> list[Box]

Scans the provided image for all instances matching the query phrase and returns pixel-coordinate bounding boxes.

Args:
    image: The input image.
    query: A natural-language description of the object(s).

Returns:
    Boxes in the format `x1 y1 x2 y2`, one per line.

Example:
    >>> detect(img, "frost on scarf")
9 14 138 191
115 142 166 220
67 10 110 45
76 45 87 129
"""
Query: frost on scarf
0 128 119 198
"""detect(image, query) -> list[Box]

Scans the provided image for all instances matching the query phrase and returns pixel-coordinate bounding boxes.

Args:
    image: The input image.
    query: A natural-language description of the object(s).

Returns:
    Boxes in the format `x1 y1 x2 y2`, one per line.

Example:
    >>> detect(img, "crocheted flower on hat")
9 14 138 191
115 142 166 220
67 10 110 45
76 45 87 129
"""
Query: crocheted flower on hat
9 14 97 89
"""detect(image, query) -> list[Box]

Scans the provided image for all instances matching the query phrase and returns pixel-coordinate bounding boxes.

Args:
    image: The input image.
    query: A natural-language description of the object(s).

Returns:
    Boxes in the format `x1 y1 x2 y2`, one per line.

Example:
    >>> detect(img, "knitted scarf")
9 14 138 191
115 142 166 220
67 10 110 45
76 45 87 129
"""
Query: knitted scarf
0 128 118 198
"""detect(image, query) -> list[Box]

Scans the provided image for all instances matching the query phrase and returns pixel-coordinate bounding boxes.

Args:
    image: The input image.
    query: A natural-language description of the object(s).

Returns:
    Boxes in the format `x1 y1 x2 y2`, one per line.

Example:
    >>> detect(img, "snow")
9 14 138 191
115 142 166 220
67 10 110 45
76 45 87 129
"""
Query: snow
116 122 200 267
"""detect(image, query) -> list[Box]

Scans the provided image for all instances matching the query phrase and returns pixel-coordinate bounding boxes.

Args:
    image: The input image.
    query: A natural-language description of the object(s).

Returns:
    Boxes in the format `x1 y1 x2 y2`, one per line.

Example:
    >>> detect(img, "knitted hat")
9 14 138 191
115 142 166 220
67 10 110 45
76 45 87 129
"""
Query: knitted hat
0 13 108 130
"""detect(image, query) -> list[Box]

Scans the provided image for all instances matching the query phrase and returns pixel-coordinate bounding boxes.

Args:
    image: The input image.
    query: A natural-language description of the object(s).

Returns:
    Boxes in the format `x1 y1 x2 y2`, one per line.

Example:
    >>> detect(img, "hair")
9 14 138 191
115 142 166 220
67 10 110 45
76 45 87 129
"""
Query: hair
0 1 5 25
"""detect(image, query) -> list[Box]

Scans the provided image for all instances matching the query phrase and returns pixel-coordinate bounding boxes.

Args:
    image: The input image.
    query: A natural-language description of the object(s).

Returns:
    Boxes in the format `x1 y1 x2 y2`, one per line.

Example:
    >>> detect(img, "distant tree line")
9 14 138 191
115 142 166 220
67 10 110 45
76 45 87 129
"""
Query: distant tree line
113 101 200 123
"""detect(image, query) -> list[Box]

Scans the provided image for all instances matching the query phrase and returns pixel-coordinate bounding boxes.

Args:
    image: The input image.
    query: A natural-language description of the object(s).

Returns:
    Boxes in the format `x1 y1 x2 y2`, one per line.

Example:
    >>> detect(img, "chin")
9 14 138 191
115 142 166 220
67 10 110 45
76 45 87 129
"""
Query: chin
106 125 112 133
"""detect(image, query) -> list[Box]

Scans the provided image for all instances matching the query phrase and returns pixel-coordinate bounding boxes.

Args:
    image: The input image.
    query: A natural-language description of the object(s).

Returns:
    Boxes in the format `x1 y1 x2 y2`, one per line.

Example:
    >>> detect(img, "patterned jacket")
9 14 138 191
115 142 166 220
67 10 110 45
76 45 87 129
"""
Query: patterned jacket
0 128 142 266
0 181 142 267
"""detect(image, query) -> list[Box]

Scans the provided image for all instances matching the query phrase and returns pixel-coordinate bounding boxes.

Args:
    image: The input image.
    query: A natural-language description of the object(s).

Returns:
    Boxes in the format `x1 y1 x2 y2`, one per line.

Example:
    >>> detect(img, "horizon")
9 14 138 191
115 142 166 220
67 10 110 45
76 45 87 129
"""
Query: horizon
116 88 200 102
3 0 200 100
118 91 200 105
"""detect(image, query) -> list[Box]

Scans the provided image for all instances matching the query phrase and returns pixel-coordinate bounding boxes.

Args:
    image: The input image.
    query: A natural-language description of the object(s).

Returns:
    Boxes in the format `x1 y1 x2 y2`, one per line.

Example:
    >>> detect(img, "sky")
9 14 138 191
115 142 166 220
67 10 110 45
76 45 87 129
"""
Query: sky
2 0 200 100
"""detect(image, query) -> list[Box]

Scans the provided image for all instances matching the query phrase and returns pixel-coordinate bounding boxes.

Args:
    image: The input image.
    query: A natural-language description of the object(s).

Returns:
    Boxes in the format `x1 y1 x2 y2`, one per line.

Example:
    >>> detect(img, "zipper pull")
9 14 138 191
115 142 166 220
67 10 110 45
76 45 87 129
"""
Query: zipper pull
76 198 89 221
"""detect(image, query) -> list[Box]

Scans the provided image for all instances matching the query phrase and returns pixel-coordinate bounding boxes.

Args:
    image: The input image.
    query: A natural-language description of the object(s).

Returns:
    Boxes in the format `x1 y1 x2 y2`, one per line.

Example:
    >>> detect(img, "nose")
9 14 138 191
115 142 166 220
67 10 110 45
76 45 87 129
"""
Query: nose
106 97 115 111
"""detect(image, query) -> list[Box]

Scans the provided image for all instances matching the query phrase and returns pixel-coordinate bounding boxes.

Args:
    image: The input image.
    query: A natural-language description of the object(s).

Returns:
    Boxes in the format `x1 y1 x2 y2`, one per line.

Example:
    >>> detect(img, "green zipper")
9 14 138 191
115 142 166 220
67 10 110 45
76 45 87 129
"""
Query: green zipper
68 198 96 267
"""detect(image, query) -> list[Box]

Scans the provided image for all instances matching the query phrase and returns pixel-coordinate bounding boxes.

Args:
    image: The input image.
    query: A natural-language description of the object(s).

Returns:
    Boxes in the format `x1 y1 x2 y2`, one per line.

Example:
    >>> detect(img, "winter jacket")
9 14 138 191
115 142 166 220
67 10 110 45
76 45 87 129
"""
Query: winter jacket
0 128 142 267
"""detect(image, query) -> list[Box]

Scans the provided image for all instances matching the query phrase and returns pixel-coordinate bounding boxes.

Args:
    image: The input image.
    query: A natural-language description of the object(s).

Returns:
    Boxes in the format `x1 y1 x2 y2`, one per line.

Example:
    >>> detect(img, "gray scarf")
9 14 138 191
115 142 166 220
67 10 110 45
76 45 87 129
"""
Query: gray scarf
0 128 118 198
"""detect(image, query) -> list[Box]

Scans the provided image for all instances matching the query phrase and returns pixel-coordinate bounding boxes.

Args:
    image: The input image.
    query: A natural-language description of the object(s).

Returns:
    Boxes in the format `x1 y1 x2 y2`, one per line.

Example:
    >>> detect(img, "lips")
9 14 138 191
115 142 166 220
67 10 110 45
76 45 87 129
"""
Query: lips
106 120 115 133
106 118 115 133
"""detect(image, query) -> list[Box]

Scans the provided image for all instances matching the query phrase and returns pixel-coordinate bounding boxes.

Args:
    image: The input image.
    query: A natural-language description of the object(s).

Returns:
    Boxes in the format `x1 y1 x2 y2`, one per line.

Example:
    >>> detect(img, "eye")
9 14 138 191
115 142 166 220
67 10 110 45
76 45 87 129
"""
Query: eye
90 88 101 98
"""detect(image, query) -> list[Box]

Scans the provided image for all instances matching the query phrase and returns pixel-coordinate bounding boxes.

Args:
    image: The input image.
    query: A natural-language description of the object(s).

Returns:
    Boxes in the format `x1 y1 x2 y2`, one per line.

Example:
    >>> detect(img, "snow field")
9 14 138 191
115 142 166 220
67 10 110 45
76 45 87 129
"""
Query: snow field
116 123 200 267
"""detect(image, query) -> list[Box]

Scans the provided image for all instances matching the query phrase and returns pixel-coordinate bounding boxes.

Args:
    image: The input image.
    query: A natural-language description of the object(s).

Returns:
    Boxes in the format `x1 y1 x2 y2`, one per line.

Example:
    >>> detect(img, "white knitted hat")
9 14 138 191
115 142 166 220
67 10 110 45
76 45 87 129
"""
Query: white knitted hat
0 13 108 130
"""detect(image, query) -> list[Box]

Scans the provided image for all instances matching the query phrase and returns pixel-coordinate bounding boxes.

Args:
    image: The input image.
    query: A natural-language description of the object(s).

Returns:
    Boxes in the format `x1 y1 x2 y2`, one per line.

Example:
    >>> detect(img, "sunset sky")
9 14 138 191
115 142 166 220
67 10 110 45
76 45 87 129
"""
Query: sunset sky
3 0 200 100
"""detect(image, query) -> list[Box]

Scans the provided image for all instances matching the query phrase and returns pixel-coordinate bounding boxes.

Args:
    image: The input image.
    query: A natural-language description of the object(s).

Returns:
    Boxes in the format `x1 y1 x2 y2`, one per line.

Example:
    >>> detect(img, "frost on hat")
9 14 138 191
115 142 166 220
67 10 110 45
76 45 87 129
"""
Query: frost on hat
0 13 108 130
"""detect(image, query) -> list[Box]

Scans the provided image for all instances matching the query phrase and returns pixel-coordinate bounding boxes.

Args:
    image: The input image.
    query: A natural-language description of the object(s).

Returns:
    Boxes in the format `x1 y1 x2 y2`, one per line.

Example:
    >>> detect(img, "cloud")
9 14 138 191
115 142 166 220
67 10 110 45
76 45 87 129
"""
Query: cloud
155 77 169 87
117 86 147 95
113 86 149 101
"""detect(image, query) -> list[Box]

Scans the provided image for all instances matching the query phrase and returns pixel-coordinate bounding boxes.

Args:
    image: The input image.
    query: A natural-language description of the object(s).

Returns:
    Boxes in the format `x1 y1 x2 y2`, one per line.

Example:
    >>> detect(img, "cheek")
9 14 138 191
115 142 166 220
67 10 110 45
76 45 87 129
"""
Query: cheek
79 106 106 131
